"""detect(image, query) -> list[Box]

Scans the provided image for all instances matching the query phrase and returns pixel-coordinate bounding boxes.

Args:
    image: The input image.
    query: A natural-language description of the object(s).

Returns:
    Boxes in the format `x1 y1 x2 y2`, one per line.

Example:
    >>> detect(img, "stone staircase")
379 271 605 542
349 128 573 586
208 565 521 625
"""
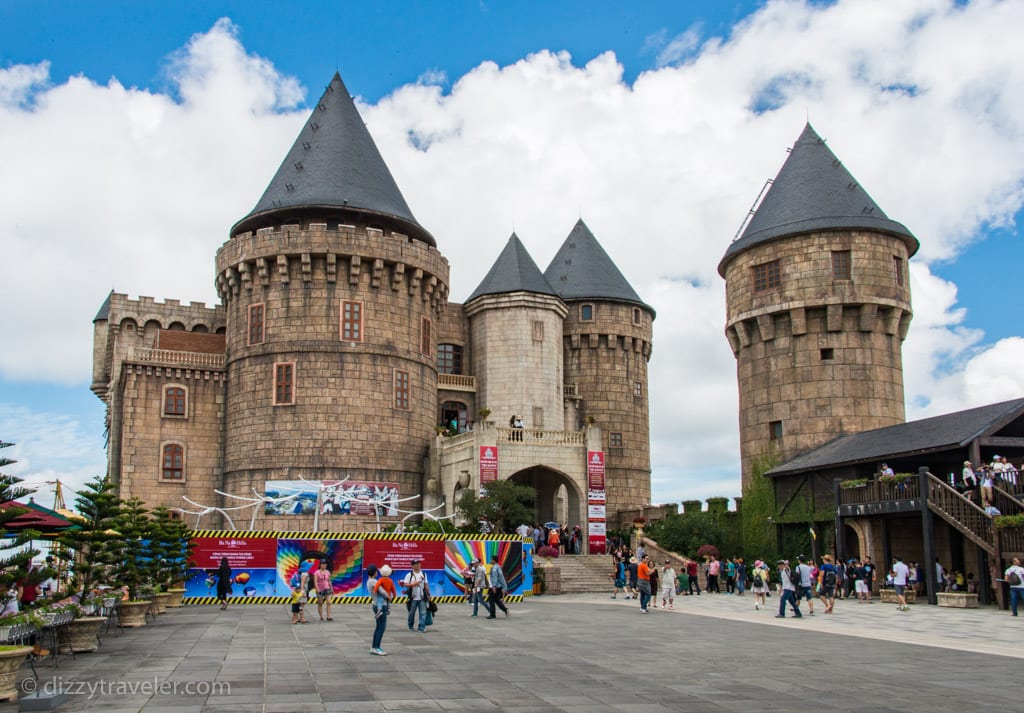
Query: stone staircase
542 555 614 594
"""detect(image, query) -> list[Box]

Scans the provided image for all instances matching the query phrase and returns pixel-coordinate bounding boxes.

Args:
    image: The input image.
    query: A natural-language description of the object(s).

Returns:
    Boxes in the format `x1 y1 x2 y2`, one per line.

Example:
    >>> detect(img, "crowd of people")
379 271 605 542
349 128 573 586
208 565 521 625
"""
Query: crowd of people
525 522 584 555
957 456 1020 508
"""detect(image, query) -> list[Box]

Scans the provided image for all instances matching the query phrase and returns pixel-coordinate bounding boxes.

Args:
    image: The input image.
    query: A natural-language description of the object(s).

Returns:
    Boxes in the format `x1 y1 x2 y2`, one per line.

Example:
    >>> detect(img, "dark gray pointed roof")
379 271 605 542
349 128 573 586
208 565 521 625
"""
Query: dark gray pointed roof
93 290 113 322
719 123 918 275
768 398 1024 476
232 72 433 246
466 233 558 302
543 220 653 314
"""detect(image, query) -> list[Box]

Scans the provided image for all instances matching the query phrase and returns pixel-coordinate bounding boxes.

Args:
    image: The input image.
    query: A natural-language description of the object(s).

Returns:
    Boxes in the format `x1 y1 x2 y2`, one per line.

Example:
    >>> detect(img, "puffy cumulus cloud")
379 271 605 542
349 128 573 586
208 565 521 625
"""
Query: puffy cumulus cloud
4 1 1024 505
0 18 305 384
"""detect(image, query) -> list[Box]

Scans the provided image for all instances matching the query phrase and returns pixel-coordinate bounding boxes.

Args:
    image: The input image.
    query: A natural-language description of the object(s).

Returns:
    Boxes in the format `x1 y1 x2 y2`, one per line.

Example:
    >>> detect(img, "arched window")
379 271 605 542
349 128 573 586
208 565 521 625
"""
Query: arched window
162 443 184 480
163 385 187 417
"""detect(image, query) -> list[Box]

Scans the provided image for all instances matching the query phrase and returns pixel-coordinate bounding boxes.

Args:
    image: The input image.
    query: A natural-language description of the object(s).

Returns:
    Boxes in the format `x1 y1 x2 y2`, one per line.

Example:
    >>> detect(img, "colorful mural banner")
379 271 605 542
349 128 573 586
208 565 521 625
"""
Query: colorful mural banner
185 532 526 602
263 480 400 516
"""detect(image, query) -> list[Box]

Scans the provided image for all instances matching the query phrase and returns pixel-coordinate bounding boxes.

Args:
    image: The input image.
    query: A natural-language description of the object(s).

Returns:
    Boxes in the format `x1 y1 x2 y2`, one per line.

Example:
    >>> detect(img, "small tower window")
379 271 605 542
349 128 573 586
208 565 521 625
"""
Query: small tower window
769 420 783 440
820 348 835 360
394 369 410 410
831 250 851 280
581 304 594 321
532 321 544 343
340 300 363 342
632 308 641 326
609 432 623 447
248 303 265 345
161 443 184 481
752 260 781 292
163 386 187 417
893 256 905 287
274 362 295 405
421 317 432 357
633 381 643 398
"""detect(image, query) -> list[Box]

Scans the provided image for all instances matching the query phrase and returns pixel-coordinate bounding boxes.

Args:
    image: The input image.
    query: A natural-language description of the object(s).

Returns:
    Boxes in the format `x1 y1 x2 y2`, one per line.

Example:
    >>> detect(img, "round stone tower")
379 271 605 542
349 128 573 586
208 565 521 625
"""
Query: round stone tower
719 124 917 488
214 73 449 525
544 220 655 515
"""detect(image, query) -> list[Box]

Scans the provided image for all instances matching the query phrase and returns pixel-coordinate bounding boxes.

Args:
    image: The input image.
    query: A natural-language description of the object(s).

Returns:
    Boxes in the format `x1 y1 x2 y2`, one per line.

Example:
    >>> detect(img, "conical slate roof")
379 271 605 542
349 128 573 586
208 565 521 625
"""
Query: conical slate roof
544 220 652 313
466 234 558 302
232 72 433 245
719 123 918 275
93 290 113 322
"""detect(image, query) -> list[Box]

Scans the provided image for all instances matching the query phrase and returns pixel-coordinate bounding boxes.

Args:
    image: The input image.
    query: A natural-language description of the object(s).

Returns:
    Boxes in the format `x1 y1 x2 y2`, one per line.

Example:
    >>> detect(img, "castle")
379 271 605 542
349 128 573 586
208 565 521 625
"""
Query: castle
90 71 654 544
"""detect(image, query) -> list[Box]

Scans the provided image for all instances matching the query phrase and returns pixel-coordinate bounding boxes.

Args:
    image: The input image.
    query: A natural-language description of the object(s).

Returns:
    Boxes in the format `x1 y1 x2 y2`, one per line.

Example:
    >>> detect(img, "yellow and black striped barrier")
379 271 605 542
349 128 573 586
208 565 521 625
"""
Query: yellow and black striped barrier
182 593 529 606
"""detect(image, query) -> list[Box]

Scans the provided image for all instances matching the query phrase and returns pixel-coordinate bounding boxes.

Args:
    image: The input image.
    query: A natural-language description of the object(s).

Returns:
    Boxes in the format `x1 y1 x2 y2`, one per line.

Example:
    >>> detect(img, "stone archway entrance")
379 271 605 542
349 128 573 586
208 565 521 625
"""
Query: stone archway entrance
508 465 585 535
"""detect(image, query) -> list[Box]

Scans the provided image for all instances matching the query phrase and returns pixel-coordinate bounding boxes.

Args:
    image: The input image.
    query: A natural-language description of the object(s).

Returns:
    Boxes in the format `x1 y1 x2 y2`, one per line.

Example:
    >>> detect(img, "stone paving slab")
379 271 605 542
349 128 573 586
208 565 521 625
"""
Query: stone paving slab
3 593 1020 712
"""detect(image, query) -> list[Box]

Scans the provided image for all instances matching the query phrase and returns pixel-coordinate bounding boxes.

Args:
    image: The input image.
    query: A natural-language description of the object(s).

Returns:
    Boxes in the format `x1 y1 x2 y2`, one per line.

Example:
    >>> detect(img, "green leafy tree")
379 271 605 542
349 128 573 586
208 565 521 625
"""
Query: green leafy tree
0 440 45 602
57 476 123 598
645 512 727 558
454 480 536 534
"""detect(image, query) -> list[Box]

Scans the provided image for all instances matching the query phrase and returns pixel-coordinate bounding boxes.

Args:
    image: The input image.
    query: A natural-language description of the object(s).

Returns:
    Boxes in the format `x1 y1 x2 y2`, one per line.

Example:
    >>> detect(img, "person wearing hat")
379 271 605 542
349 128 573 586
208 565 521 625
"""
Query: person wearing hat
775 560 802 618
660 559 677 609
817 554 838 614
371 565 396 655
401 560 430 632
979 465 995 507
470 558 488 616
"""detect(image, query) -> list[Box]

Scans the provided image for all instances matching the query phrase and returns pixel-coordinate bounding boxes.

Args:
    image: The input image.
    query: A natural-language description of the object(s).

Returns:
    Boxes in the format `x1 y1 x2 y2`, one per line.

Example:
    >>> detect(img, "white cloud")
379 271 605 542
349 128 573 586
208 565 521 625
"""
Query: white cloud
3 1 1024 505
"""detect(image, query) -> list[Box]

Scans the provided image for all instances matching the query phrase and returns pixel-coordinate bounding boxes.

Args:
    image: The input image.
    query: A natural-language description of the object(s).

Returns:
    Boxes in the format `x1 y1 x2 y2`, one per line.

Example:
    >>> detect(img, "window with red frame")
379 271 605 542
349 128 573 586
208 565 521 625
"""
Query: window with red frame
341 300 363 341
421 317 432 356
163 386 186 416
162 444 184 480
274 363 295 405
394 369 410 410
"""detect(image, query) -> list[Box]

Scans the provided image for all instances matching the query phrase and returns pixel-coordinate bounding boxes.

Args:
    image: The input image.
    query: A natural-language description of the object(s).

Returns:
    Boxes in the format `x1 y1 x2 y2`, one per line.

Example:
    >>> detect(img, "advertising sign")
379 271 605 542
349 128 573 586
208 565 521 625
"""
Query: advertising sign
586 451 606 490
587 450 607 554
263 480 399 516
479 445 499 493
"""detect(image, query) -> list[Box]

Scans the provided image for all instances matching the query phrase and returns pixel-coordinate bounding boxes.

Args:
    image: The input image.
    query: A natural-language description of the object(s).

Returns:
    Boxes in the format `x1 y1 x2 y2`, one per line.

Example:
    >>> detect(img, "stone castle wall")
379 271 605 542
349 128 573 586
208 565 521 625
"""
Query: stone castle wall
722 230 913 485
214 221 450 512
562 300 654 515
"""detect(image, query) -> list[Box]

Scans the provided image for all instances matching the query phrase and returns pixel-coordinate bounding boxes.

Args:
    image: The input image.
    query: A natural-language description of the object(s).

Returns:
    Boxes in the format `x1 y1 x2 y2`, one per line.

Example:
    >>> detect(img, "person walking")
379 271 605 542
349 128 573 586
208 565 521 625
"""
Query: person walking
486 556 510 618
470 559 488 616
314 560 334 621
686 559 700 596
735 558 747 596
401 560 430 632
371 564 396 655
1004 557 1024 617
660 560 676 609
216 557 232 610
707 557 721 593
627 556 639 599
611 557 626 599
751 561 768 610
890 555 910 612
637 555 653 613
817 554 837 614
776 560 802 618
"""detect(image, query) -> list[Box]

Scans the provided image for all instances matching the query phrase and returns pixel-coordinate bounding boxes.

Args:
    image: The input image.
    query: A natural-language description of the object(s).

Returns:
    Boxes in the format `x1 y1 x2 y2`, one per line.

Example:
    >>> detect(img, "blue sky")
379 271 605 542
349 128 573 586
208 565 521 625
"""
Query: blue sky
1 0 1022 510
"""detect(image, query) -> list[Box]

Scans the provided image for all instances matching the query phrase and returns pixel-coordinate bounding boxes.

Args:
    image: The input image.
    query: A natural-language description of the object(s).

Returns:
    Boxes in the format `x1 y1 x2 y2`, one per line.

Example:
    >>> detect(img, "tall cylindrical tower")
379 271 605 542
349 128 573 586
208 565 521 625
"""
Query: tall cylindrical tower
545 221 654 515
720 124 917 487
214 73 449 526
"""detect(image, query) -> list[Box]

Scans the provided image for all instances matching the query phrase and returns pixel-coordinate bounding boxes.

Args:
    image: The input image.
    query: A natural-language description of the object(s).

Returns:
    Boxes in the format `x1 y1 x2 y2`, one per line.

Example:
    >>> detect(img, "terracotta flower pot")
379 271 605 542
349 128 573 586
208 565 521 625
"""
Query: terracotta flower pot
0 646 32 702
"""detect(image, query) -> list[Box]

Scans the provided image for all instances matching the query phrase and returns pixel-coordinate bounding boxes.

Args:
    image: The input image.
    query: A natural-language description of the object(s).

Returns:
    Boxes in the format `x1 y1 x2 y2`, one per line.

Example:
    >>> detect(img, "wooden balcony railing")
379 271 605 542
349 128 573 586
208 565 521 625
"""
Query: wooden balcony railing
926 474 994 554
838 478 920 506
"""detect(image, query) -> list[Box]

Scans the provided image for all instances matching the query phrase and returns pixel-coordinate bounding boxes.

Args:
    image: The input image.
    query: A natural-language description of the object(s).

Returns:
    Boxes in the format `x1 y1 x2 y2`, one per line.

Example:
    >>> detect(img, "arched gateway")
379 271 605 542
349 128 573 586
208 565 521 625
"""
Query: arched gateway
508 465 584 531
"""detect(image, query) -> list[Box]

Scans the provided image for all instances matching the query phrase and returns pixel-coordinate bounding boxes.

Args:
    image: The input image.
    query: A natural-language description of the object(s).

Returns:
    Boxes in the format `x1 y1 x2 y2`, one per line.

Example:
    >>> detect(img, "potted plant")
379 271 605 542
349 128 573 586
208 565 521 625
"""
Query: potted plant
154 508 191 608
841 478 870 489
56 476 123 604
110 497 154 627
0 441 40 700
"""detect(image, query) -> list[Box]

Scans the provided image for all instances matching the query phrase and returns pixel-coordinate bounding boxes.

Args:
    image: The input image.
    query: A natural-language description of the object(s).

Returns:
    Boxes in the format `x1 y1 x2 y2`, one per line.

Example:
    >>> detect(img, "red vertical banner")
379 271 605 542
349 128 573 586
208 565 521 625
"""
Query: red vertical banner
587 450 607 554
479 445 499 494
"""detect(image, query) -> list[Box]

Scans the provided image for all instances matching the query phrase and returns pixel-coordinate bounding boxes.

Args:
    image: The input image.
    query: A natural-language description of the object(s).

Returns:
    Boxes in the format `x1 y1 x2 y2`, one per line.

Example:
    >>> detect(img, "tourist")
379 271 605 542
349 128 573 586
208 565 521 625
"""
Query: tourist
314 560 333 621
890 556 910 612
686 559 700 596
817 555 838 614
880 462 894 477
775 560 802 618
1003 557 1024 617
862 556 876 600
724 557 736 594
486 556 510 618
751 561 768 610
401 560 430 632
216 557 232 610
979 466 995 506
793 555 814 614
676 564 689 597
470 558 488 616
707 556 720 593
289 582 307 624
637 554 653 613
649 561 660 607
371 565 395 655
734 558 747 596
627 556 639 599
661 560 676 609
611 557 626 599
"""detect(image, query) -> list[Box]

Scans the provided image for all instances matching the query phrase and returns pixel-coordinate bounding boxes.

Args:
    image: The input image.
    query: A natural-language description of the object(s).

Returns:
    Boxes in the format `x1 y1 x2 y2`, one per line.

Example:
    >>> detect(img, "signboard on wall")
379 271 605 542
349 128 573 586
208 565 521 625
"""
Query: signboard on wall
586 450 607 554
479 445 498 494
263 480 400 515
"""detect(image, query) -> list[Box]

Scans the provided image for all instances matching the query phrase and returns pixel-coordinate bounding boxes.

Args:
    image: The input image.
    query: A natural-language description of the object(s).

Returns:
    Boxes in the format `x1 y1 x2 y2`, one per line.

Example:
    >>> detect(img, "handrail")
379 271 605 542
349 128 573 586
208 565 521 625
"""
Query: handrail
127 346 225 369
926 473 994 554
437 373 476 390
991 485 1024 517
496 428 586 446
838 478 920 506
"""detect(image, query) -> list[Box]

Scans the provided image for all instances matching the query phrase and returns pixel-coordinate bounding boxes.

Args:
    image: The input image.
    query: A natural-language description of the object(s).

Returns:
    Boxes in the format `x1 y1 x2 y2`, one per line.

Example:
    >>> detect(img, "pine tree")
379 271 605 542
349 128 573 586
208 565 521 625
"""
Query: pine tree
0 440 44 604
56 476 122 599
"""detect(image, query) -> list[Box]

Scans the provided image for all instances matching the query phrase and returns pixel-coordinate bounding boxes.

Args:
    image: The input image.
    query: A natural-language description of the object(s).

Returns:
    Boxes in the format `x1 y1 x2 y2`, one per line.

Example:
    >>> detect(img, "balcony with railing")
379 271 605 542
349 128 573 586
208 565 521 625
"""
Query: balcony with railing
496 428 586 446
437 373 476 392
126 346 226 370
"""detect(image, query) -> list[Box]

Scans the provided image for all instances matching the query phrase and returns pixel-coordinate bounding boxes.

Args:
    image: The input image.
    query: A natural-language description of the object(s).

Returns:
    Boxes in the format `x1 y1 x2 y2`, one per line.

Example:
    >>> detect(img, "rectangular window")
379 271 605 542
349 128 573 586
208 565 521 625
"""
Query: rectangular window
769 420 783 440
248 303 264 345
632 308 641 326
820 348 835 360
532 320 544 343
532 406 544 428
610 432 623 447
752 260 781 292
581 304 593 321
274 362 295 405
633 381 643 398
162 444 184 480
893 256 905 287
163 386 186 416
341 300 363 342
437 344 463 375
831 250 851 280
394 369 410 410
421 317 432 356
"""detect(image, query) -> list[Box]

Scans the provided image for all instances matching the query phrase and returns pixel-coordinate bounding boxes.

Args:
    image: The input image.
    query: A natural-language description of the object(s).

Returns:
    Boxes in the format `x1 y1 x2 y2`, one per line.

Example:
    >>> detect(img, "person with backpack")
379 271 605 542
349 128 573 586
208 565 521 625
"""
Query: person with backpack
1004 557 1024 616
775 560 802 618
792 555 815 615
751 561 769 610
817 554 837 614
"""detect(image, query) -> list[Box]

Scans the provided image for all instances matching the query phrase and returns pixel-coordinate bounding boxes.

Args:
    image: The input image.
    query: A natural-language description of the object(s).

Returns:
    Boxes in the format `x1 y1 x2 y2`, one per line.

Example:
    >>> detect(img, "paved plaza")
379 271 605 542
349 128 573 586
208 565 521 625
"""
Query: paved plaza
6 592 1020 713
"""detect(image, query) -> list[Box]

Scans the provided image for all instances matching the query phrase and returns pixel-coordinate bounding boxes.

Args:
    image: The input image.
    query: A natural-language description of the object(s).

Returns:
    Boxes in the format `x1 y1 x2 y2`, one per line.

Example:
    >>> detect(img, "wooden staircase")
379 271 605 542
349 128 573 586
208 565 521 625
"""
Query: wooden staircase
925 473 1024 559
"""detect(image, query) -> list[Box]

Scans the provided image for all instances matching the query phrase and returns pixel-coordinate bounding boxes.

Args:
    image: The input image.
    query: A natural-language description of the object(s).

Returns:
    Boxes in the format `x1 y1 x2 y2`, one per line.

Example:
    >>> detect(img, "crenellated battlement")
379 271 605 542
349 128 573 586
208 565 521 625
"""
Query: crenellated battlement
102 292 226 333
215 223 450 312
